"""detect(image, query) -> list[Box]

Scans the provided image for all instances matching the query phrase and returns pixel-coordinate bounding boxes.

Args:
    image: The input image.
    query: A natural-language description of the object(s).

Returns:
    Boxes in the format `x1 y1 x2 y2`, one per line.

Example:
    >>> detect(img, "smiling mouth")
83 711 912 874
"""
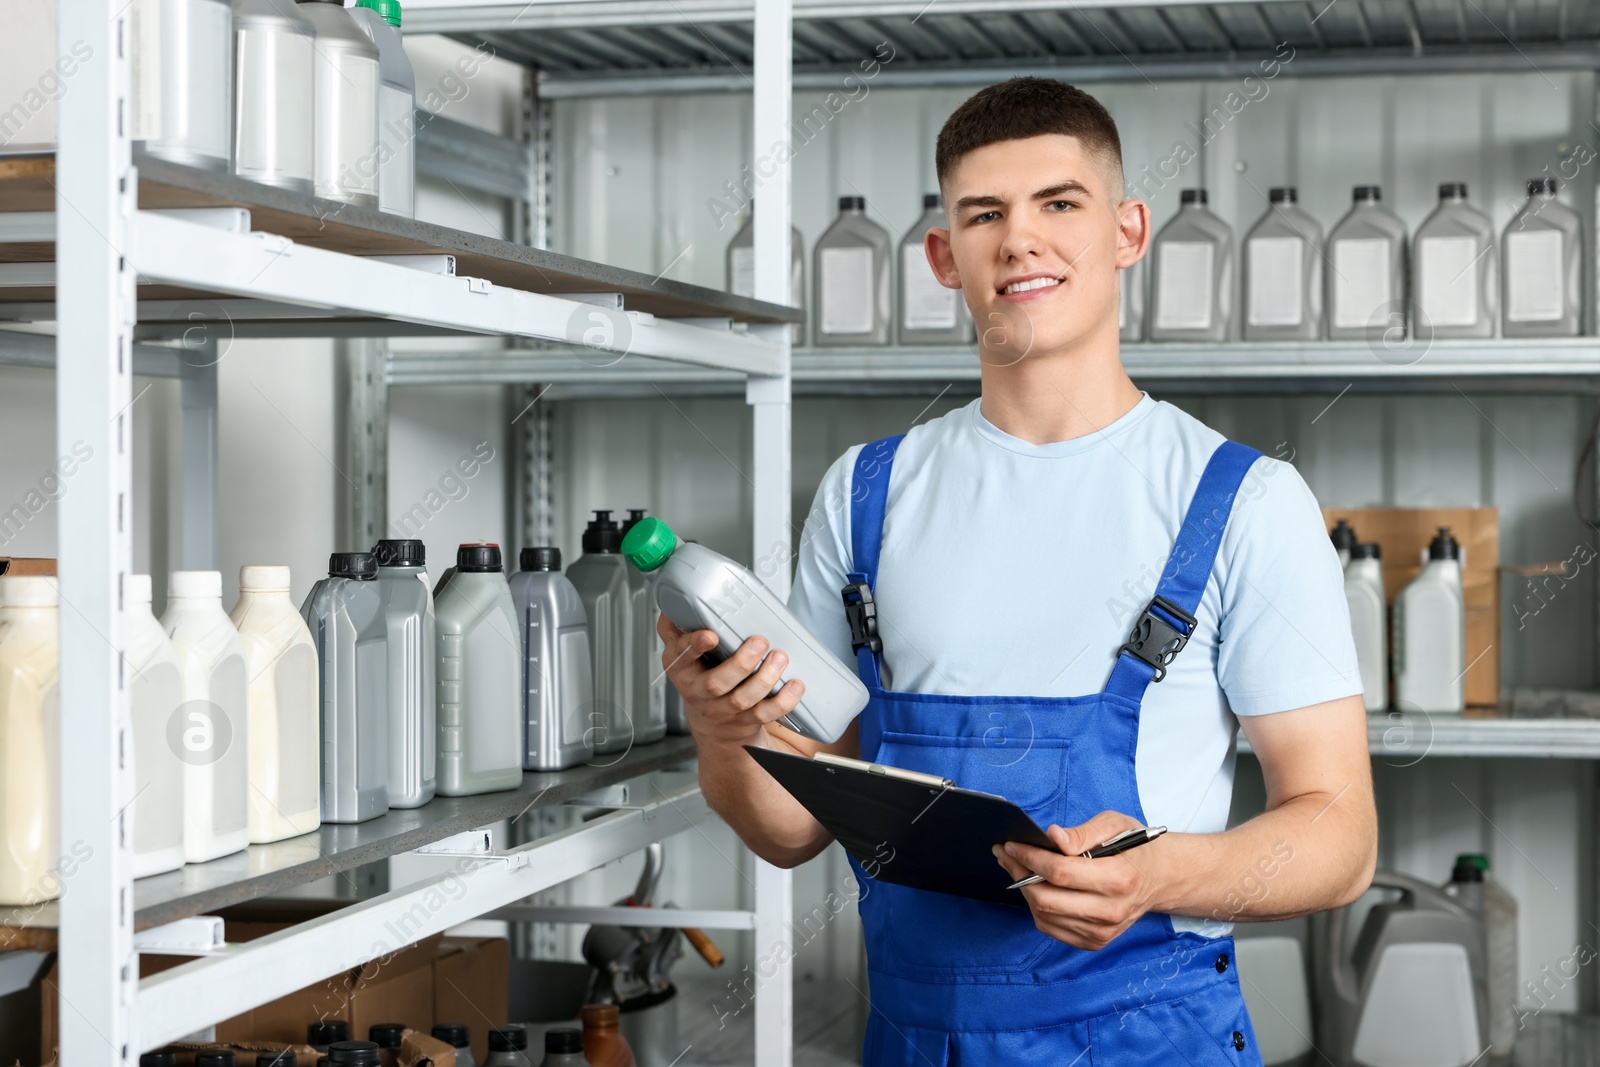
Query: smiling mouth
1000 276 1062 296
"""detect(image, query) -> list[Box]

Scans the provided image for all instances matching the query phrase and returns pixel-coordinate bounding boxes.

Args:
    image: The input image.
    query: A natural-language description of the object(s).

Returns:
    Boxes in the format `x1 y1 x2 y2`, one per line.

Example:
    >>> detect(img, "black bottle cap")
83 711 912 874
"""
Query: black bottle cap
310 1022 351 1046
545 1027 584 1055
1439 181 1468 200
1451 857 1486 883
489 1026 529 1052
432 1024 471 1049
838 195 866 211
328 553 377 580
620 508 649 536
1428 526 1462 561
197 1054 237 1067
1528 177 1558 196
257 1055 298 1067
1350 542 1381 561
373 539 425 567
1180 188 1208 205
368 1023 406 1049
1353 184 1382 202
1268 186 1296 203
327 1042 381 1067
923 193 940 209
140 1054 179 1067
456 542 503 572
582 510 623 554
1330 519 1357 553
521 546 561 571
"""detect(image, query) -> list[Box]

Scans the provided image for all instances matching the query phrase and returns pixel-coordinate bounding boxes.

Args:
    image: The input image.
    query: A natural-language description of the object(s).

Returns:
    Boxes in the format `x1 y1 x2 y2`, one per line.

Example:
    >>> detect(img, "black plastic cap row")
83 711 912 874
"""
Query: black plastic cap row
521 546 561 571
368 1022 406 1048
432 1023 471 1048
1180 188 1208 205
489 1026 530 1051
373 539 425 567
328 553 377 580
456 542 503 572
546 1027 584 1054
582 510 623 554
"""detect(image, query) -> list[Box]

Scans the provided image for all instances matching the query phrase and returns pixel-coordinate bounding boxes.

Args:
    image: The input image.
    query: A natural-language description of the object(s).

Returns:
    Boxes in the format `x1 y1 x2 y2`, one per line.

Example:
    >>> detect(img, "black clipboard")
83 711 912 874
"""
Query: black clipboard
745 744 1061 907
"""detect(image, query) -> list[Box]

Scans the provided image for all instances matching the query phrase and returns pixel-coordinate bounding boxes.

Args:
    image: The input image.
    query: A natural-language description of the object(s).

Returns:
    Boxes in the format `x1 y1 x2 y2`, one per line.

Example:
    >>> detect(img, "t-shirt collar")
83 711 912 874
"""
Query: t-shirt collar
970 393 1157 457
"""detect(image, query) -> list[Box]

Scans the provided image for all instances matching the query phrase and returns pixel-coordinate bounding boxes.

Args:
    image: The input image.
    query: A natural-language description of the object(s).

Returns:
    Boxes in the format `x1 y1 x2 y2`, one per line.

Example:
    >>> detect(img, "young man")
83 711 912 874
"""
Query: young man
660 77 1377 1063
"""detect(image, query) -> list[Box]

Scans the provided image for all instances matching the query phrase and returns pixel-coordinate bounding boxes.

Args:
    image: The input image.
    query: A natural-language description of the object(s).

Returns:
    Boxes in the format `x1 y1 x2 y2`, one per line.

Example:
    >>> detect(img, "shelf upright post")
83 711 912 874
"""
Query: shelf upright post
56 0 138 1061
750 0 795 1064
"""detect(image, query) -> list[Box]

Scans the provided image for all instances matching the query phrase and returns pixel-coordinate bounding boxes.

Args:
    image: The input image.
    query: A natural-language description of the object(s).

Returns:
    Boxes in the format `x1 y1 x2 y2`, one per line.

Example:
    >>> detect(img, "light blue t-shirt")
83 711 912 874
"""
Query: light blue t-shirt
788 396 1362 933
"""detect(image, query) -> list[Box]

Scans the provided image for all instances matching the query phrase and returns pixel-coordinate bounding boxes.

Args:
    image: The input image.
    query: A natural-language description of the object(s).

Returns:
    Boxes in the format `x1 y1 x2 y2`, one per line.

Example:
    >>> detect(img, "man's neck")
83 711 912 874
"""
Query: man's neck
976 326 1144 446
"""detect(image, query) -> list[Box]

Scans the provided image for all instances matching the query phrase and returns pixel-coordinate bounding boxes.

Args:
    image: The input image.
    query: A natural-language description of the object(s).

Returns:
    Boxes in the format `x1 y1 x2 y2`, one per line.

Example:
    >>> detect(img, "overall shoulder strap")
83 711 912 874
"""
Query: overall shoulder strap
844 434 905 687
1104 439 1264 704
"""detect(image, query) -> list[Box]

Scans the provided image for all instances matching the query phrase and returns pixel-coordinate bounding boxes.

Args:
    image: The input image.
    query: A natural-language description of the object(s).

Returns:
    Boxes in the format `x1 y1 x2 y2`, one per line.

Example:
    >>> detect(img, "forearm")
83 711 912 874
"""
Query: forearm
697 726 835 869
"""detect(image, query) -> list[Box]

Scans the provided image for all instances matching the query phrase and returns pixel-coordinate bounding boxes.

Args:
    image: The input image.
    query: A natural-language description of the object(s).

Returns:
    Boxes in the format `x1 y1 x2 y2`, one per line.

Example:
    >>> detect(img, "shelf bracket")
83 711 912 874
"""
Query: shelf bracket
410 830 530 868
132 916 226 956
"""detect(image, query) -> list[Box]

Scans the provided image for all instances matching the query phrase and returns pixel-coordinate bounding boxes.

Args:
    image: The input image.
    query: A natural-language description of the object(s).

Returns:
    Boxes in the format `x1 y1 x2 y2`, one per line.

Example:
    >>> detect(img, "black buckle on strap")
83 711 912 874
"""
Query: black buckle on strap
1119 596 1196 683
842 581 882 656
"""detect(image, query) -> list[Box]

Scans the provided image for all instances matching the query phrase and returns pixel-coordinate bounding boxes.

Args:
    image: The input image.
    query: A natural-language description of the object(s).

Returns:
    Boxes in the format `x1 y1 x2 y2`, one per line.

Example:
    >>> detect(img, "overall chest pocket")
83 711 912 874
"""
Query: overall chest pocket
868 727 1070 976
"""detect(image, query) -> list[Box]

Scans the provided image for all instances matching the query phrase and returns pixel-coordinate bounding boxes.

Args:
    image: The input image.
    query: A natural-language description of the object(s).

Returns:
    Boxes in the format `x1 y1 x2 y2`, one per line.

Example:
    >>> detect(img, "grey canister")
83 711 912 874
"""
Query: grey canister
435 543 524 796
510 547 595 772
373 539 436 808
348 0 416 218
620 510 667 747
566 512 635 756
141 0 235 171
231 0 316 193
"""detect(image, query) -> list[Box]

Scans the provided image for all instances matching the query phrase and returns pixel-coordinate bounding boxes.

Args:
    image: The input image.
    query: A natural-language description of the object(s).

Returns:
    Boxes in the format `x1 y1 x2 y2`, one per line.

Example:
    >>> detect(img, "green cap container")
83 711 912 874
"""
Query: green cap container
357 0 403 27
621 516 677 573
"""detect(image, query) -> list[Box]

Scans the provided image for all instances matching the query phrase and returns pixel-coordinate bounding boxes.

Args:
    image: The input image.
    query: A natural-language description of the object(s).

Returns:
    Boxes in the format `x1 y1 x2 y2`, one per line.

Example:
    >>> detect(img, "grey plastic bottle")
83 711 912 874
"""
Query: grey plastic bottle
349 0 415 218
1326 185 1408 341
814 195 892 347
295 0 380 207
1414 182 1497 339
537 1029 586 1067
510 546 595 771
1148 189 1233 342
231 0 316 193
373 539 436 808
726 200 806 346
566 512 634 755
1242 187 1323 341
435 543 523 795
898 194 973 346
300 552 390 824
1502 177 1581 338
620 510 668 747
142 0 234 171
432 1026 478 1067
484 1026 534 1067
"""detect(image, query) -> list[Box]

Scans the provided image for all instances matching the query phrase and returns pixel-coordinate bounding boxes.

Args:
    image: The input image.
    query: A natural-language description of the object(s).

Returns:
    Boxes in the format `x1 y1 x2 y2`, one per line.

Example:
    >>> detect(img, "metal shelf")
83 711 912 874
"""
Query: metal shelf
0 734 699 949
1236 710 1600 760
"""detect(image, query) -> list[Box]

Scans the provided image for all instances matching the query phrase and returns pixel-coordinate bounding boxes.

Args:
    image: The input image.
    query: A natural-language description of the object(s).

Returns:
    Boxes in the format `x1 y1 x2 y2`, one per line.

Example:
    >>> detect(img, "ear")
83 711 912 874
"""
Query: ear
1115 199 1151 269
923 227 963 290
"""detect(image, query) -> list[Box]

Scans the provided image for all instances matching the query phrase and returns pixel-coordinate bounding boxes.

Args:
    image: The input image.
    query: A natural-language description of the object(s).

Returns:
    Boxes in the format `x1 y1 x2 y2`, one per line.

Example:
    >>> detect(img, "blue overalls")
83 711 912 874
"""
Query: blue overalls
842 433 1267 1066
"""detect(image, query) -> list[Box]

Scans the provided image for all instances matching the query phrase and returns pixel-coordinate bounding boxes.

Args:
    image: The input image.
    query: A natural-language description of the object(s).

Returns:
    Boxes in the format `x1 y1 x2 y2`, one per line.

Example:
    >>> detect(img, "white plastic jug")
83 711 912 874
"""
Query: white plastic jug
231 565 321 843
1394 528 1466 714
162 570 251 863
1344 544 1388 712
128 574 186 878
0 576 60 905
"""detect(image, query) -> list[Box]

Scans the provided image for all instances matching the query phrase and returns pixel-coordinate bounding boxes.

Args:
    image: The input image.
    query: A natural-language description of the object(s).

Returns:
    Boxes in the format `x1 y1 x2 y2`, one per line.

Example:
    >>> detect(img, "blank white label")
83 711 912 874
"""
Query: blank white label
1418 236 1480 328
731 247 755 298
820 247 875 334
1332 239 1391 330
1247 237 1304 326
1155 241 1214 331
901 245 958 329
1505 229 1564 322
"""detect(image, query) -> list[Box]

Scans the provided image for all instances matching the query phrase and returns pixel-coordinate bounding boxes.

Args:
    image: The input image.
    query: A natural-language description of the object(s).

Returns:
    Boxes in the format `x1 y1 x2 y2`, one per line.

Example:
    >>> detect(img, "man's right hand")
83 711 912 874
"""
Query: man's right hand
656 613 806 748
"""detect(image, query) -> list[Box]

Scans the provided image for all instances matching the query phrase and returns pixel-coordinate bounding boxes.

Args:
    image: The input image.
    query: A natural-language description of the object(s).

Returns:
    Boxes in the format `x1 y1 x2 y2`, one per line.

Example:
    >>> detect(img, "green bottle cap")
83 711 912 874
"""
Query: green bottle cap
1456 853 1489 871
357 0 403 27
621 516 677 573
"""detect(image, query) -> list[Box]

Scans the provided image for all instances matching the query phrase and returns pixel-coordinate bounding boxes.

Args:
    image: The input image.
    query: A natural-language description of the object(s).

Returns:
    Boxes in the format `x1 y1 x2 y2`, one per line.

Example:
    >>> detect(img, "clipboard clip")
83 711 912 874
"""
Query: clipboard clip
841 580 882 656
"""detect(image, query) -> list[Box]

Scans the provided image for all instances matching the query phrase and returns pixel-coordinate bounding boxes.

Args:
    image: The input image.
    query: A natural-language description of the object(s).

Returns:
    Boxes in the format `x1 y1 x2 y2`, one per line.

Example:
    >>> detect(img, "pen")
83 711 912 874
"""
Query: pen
1006 825 1167 890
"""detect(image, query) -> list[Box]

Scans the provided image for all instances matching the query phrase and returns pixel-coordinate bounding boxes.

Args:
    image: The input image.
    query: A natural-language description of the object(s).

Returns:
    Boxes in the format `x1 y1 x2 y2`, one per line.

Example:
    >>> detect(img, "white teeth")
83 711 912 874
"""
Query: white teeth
1003 276 1061 295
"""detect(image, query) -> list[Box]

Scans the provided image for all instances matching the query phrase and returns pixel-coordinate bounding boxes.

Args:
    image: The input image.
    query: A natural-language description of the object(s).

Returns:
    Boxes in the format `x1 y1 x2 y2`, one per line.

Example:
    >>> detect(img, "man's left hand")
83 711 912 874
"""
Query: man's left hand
992 810 1162 951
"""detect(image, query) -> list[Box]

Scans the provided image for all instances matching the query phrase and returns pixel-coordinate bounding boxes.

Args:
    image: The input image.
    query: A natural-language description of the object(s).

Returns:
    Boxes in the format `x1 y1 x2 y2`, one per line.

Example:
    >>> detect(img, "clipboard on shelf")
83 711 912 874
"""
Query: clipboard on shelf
744 744 1061 907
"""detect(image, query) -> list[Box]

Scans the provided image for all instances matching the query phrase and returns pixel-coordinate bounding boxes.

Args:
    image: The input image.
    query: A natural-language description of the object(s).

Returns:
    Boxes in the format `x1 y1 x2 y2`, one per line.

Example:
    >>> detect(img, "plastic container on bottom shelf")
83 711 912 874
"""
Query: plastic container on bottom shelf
309 1019 350 1051
1446 854 1518 1059
128 574 186 878
1344 544 1387 713
432 1025 478 1067
1394 528 1466 714
0 577 60 905
621 517 869 745
510 547 594 772
301 553 390 823
620 510 667 748
349 0 416 218
373 539 437 808
435 544 523 796
231 565 322 842
567 513 635 756
1329 518 1358 569
231 0 317 194
1148 189 1233 342
327 1042 380 1066
484 1026 534 1067
162 570 251 864
538 1029 587 1067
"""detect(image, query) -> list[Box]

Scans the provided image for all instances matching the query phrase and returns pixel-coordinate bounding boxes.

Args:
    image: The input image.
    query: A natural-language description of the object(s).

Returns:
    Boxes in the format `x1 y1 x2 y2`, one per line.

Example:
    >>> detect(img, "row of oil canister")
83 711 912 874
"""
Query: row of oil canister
0 511 677 905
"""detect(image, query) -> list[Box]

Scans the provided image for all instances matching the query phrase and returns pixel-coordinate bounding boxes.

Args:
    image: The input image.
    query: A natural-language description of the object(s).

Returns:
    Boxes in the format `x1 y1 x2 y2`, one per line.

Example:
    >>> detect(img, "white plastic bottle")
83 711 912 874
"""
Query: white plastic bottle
726 199 806 346
1242 187 1322 341
1394 528 1466 714
1414 183 1497 339
295 0 380 206
566 513 635 756
230 565 322 843
813 196 893 347
1502 177 1582 338
620 510 667 747
128 575 186 878
435 544 523 795
897 194 973 346
1344 543 1387 713
1148 188 1233 342
1329 518 1357 569
141 0 235 172
0 576 60 905
350 0 416 218
231 0 317 193
161 571 251 863
1326 185 1408 341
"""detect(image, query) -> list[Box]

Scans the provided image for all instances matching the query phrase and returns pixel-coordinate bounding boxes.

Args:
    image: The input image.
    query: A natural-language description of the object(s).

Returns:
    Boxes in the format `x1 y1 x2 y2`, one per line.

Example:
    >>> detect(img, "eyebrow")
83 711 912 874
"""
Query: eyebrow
953 180 1095 214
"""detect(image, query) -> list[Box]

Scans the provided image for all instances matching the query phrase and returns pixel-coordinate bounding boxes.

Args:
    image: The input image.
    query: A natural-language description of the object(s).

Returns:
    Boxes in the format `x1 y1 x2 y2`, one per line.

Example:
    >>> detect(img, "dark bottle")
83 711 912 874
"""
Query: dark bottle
581 1004 636 1067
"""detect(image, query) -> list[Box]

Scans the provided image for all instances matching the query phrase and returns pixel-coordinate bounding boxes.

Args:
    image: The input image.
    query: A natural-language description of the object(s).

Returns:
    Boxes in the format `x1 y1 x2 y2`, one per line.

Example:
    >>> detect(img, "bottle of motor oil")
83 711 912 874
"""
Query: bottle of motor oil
162 570 251 863
301 553 390 823
814 196 892 347
1326 185 1408 341
1120 255 1145 342
294 0 380 206
1148 189 1233 342
231 565 322 842
1330 518 1358 568
1344 543 1387 712
232 0 317 193
1394 528 1466 713
431 1025 478 1067
726 198 806 346
373 539 436 808
141 0 234 171
128 574 186 878
538 1029 587 1067
1445 854 1518 1058
484 1026 535 1067
327 1042 380 1066
349 0 415 218
567 513 634 755
510 547 595 771
621 517 868 744
1242 187 1323 341
435 544 523 795
897 194 973 346
1414 183 1497 339
0 576 60 904
1502 178 1582 338
620 510 668 747
368 1022 405 1066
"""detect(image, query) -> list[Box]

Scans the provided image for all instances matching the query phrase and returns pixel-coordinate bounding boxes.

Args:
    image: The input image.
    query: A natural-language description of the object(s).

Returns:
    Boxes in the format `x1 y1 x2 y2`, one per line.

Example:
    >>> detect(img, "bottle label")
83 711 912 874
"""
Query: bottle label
901 244 959 329
1418 235 1480 327
1505 229 1564 322
1332 238 1391 330
820 246 875 334
730 247 756 298
1154 241 1214 330
1246 237 1304 326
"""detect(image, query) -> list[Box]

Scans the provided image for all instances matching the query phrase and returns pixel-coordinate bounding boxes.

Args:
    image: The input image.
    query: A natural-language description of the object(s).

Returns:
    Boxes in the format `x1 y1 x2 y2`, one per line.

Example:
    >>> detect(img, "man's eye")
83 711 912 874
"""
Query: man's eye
972 210 1000 224
1046 200 1074 211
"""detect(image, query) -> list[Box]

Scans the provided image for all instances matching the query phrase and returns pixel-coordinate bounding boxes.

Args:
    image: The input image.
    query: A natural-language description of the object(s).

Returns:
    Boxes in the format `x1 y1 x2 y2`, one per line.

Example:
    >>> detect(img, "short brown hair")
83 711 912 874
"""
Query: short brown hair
935 77 1124 193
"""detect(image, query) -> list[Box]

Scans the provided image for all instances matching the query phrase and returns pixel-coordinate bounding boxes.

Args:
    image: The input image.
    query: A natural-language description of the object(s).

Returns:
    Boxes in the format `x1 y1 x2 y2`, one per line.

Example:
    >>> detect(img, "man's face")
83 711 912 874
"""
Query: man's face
926 134 1148 363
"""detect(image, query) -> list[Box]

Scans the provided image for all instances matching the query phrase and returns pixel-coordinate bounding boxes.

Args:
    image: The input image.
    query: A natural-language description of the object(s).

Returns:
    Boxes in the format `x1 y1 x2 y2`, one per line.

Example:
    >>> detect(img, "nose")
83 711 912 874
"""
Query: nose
996 210 1048 266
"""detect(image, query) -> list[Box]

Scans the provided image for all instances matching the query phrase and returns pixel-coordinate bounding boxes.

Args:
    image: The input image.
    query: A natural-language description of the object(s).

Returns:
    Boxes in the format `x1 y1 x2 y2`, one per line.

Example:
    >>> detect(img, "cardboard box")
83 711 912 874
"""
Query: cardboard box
1322 507 1499 707
0 558 55 576
433 938 509 1064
